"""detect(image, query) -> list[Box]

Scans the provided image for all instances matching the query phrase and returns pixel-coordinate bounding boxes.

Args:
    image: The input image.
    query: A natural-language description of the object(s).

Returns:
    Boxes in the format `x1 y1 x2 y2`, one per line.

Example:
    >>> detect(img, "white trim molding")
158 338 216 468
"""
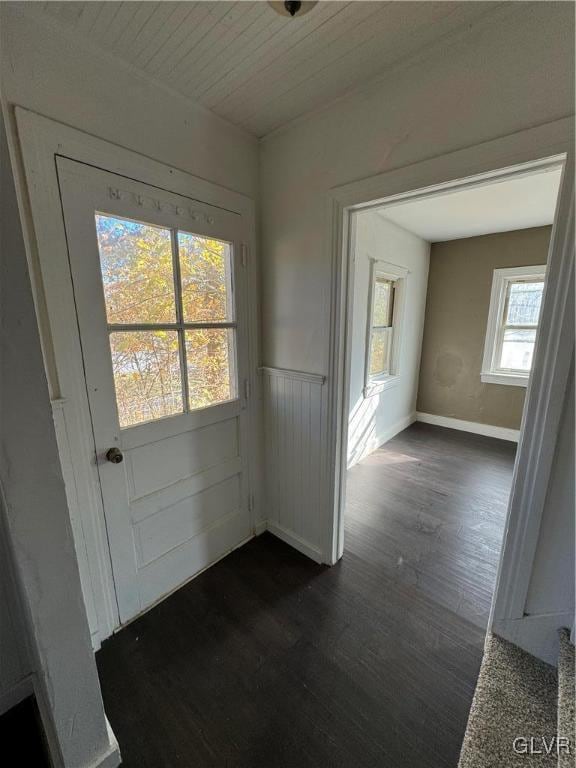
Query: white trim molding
84 720 120 768
266 521 323 564
259 366 326 385
363 374 400 398
480 372 530 388
481 264 547 387
491 150 574 632
415 412 520 442
10 107 260 646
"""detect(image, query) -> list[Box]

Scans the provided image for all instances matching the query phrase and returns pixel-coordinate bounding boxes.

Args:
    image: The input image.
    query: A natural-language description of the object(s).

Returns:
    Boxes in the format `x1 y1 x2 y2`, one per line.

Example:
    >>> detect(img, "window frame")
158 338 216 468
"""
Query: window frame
96 211 238 428
481 264 547 387
364 259 408 398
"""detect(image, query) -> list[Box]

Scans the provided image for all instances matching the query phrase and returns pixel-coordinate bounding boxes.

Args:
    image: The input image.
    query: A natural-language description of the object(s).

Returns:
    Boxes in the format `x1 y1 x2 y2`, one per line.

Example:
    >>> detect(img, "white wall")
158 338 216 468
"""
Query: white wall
259 0 575 655
0 111 118 768
348 212 429 466
260 2 573 375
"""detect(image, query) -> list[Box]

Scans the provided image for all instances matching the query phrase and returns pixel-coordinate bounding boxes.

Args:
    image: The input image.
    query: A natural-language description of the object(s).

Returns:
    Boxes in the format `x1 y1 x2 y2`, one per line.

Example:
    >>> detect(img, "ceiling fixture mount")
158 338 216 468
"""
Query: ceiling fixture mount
268 1 318 18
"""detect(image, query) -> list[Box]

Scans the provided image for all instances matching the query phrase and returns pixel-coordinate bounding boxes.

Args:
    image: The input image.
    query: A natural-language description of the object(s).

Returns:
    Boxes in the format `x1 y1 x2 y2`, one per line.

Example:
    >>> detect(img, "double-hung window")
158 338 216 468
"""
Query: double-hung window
364 260 407 396
369 276 395 377
481 265 546 387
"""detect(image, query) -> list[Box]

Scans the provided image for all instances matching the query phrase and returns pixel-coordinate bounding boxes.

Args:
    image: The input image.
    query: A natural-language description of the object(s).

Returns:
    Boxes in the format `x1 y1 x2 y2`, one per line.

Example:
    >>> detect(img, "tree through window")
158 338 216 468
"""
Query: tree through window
95 214 236 428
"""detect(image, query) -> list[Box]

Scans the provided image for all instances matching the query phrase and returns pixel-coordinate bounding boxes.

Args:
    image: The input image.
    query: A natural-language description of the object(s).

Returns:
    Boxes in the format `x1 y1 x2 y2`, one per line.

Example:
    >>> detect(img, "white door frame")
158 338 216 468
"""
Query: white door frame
323 117 574 633
10 108 261 647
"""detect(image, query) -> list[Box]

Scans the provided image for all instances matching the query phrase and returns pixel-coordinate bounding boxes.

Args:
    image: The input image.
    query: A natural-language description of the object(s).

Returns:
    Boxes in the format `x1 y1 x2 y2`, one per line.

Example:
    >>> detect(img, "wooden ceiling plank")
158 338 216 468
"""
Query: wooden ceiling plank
152 2 236 79
89 2 125 43
127 2 181 63
75 1 107 35
241 3 499 135
138 3 198 70
143 3 210 74
185 10 285 100
177 3 268 92
111 2 161 52
163 2 241 81
197 0 351 108
104 3 142 50
213 1 386 117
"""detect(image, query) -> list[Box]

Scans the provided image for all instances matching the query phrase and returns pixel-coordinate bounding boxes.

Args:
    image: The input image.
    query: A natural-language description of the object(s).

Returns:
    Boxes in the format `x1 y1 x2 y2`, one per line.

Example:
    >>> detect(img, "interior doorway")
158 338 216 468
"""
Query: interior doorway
339 161 563 629
344 164 562 629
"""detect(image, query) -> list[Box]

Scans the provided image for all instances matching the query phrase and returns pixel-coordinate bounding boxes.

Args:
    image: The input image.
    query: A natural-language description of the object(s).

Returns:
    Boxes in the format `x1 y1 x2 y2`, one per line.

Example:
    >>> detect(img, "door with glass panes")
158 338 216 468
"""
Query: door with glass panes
57 157 252 623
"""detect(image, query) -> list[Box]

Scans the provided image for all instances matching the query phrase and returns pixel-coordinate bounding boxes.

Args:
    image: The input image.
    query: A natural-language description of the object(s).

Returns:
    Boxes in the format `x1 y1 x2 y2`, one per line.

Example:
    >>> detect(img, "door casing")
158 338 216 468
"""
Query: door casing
324 117 574 643
13 107 261 647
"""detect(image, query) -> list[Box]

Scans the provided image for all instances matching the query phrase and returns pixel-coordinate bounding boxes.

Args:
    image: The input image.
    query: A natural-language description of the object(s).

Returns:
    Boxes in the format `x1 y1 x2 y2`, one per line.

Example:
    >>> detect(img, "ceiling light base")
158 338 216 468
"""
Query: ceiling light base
268 1 318 19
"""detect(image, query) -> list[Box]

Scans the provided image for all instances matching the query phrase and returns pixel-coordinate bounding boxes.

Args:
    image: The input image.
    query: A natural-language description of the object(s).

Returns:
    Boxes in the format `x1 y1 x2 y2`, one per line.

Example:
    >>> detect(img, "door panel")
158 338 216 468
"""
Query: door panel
134 475 241 566
126 417 239 500
56 157 252 624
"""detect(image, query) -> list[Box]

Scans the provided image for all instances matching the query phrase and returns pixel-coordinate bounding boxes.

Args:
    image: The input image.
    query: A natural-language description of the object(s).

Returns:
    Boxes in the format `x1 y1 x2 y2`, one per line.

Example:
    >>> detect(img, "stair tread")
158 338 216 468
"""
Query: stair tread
558 628 575 768
459 632 558 767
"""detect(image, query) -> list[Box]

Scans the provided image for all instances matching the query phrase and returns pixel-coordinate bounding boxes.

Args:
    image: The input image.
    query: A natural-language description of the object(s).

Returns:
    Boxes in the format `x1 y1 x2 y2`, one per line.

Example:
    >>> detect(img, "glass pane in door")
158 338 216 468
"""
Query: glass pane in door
95 214 176 324
109 331 183 428
185 329 235 411
178 232 233 322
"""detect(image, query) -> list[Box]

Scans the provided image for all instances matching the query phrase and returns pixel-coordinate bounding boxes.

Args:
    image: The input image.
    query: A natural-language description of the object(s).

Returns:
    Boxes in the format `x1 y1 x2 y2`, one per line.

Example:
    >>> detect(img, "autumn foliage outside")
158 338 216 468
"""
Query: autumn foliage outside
95 214 235 428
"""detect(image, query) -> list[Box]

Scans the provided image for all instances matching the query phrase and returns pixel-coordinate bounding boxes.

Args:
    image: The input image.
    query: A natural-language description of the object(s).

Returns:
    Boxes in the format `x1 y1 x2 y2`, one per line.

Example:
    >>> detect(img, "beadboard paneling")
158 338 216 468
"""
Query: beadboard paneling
25 2 502 137
262 367 325 562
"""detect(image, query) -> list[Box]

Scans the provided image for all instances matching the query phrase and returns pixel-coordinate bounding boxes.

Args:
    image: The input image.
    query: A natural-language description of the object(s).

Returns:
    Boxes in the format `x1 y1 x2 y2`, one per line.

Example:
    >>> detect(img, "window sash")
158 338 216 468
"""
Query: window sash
368 277 396 378
494 277 543 374
493 277 544 377
99 218 237 425
369 327 393 376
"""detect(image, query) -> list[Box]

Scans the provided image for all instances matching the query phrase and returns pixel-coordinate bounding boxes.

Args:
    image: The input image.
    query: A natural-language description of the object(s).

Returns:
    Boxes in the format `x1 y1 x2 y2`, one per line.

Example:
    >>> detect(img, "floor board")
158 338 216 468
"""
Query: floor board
97 423 515 768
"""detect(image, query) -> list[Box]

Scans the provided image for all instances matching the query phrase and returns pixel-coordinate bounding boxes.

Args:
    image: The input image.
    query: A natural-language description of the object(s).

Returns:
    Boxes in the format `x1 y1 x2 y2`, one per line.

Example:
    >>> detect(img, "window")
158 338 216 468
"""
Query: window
481 265 546 387
95 214 236 428
369 277 395 376
364 260 408 396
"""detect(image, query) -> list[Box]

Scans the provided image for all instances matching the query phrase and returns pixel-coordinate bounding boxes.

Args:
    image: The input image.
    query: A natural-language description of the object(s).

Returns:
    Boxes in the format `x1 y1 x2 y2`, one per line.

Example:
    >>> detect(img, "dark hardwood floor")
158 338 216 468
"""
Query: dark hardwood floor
97 423 515 768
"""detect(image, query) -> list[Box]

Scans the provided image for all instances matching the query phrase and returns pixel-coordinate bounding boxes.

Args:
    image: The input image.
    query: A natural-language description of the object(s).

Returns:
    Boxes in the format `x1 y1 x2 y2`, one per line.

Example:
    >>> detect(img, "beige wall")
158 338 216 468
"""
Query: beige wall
416 226 552 430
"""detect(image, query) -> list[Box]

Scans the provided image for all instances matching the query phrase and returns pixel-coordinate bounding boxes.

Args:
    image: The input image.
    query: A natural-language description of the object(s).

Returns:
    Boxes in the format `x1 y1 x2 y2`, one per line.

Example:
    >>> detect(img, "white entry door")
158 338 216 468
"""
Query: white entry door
57 157 252 624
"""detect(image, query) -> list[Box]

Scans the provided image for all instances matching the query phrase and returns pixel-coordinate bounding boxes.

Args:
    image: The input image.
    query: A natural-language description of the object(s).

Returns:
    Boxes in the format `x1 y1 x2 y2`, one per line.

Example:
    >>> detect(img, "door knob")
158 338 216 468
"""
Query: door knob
106 447 123 464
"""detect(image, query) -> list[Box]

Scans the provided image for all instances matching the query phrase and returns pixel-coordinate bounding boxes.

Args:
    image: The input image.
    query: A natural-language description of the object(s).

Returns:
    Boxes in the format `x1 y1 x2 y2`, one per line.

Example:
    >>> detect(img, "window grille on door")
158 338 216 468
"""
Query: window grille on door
94 214 237 428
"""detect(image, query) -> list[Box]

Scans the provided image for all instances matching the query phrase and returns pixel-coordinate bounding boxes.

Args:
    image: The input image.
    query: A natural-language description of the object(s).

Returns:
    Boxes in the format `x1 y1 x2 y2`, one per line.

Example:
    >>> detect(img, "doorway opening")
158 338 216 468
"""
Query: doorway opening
328 155 567 746
340 161 563 621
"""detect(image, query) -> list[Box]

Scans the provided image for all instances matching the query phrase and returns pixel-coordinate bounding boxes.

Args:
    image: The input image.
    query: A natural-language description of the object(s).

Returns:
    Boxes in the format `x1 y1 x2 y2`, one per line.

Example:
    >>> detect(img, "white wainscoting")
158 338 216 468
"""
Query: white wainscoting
261 367 326 563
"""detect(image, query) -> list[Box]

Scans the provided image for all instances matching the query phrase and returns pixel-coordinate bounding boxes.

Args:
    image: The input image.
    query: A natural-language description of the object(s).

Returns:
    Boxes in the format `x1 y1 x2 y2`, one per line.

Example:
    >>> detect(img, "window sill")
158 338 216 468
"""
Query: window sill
481 371 529 388
364 375 400 398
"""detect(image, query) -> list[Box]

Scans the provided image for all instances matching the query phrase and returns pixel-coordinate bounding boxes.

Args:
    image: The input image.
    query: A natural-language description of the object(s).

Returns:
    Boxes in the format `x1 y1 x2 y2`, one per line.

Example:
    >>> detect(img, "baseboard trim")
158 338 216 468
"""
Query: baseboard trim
267 522 323 564
348 412 416 469
0 676 34 717
415 412 519 442
83 720 121 768
493 611 574 666
254 520 267 536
